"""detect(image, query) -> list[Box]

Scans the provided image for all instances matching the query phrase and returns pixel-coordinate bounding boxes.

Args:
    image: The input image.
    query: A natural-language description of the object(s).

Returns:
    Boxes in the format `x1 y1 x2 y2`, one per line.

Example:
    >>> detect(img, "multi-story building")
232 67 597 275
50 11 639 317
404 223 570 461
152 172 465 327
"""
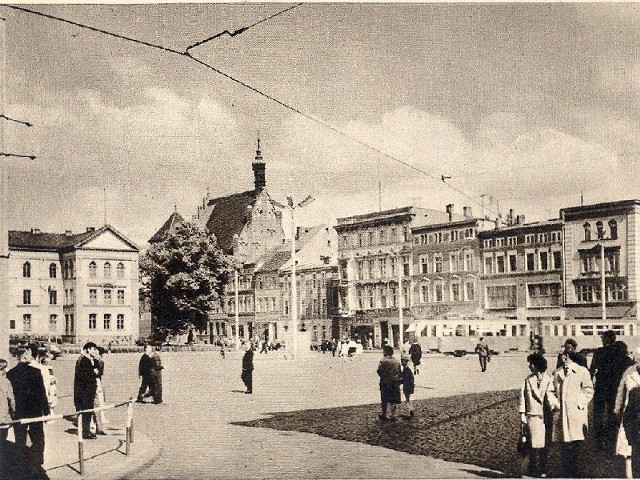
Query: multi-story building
410 206 484 340
9 225 140 345
335 206 457 347
477 216 564 349
561 200 640 346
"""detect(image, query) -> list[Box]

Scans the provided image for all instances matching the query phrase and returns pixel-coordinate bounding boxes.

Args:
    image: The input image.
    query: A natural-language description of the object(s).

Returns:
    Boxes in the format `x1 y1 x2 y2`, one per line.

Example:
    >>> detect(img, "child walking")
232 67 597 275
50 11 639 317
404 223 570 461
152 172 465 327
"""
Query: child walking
400 355 415 418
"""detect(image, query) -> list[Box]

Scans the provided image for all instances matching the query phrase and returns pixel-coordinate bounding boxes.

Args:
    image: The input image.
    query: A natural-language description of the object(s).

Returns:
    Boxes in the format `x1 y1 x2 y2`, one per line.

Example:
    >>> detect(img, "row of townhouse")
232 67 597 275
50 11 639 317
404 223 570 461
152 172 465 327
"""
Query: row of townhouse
335 200 640 352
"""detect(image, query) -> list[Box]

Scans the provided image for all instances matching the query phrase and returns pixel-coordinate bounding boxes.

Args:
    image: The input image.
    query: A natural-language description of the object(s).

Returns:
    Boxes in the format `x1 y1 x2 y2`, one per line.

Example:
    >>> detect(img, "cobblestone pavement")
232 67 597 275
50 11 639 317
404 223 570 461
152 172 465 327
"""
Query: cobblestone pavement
48 350 627 478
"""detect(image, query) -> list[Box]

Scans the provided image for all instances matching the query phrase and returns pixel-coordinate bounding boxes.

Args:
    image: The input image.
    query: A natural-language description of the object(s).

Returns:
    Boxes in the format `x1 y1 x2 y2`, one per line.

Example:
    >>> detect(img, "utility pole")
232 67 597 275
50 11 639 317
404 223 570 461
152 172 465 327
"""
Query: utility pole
0 18 9 359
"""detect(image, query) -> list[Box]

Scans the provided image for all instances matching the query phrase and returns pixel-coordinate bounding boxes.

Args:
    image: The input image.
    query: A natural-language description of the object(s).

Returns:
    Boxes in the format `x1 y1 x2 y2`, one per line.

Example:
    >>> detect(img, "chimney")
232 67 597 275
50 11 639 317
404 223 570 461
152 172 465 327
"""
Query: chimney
508 209 515 226
445 204 454 222
30 228 41 235
494 218 500 230
463 206 473 219
516 215 526 224
252 136 266 191
86 226 95 233
65 230 73 236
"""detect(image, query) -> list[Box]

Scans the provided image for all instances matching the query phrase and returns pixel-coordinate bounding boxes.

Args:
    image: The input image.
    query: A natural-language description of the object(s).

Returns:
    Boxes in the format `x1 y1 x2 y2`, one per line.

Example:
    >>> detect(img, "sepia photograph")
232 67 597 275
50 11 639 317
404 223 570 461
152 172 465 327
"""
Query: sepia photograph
1 2 640 478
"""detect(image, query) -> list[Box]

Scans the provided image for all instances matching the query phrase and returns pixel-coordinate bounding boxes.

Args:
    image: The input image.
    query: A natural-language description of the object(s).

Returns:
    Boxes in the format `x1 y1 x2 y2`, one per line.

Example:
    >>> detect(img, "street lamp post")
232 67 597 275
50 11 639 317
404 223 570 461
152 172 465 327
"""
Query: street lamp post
287 194 314 359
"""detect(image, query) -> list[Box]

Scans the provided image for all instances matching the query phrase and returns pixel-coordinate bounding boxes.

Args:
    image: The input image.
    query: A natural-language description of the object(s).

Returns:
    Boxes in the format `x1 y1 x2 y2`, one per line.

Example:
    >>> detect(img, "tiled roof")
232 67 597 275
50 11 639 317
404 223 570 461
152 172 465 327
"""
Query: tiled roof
148 210 185 244
204 190 258 253
255 247 292 273
9 229 96 251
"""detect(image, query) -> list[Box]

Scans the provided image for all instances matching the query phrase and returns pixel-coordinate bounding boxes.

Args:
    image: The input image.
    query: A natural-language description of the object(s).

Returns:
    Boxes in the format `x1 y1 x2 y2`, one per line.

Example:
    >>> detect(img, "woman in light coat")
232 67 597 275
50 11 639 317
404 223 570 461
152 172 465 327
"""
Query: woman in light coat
552 351 594 478
519 353 559 478
614 362 640 478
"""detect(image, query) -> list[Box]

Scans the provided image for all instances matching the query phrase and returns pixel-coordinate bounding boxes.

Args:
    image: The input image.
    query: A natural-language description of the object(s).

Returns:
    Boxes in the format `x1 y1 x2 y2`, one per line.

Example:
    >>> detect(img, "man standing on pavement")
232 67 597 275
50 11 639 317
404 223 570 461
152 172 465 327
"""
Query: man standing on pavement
475 337 491 372
74 342 100 439
137 344 156 403
150 346 164 404
7 345 51 477
409 338 422 375
590 330 623 450
556 338 588 369
241 342 254 394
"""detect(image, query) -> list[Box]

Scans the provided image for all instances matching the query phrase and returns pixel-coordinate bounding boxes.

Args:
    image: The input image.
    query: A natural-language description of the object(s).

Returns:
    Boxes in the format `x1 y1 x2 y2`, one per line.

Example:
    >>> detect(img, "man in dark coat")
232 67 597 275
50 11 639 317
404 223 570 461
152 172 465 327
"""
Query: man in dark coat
7 345 51 475
408 339 423 375
149 348 164 404
241 343 254 394
74 342 99 439
137 344 155 403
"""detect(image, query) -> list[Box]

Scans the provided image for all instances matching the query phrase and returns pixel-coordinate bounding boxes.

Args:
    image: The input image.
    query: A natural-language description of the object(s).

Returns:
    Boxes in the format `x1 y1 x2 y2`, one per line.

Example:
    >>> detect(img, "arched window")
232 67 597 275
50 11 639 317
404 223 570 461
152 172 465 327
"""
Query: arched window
104 262 111 278
584 222 591 241
22 262 31 278
609 219 618 240
116 262 125 278
49 263 57 279
69 260 75 279
596 221 604 240
89 261 97 278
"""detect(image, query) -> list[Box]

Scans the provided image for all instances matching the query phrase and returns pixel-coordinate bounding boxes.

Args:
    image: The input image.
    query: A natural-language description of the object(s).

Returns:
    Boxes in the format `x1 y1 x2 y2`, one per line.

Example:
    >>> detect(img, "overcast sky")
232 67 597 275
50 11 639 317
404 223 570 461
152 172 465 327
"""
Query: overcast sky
3 3 640 246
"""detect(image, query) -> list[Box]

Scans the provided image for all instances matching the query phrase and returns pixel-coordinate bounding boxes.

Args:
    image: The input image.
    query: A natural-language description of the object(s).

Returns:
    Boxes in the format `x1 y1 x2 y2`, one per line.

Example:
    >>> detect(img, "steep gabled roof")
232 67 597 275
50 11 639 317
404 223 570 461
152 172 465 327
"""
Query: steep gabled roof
255 247 292 273
204 190 258 253
148 210 185 244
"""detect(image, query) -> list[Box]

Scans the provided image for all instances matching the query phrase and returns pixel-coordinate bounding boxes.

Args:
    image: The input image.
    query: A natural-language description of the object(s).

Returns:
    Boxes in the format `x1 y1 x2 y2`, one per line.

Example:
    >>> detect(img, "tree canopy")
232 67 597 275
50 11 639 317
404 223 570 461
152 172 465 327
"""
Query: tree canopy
140 221 233 335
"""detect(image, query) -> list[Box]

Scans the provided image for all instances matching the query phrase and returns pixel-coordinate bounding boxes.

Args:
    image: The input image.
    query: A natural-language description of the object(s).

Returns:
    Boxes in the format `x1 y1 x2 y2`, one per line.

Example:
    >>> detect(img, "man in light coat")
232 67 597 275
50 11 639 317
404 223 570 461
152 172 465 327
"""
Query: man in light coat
553 351 594 478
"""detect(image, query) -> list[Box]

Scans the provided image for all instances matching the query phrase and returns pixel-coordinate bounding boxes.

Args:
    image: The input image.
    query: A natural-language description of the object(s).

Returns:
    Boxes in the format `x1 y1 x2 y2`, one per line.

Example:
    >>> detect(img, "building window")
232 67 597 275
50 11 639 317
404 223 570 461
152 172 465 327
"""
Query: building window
403 257 410 276
379 230 385 243
49 289 57 305
89 289 97 305
465 281 475 301
576 284 594 303
553 251 562 270
23 314 31 332
596 221 604 240
10 320 15 330
528 283 561 307
89 314 97 330
606 251 620 274
117 262 125 278
486 285 517 308
608 281 628 301
434 254 443 273
23 262 31 278
464 252 474 271
450 254 460 272
104 289 112 305
89 261 97 278
539 251 549 270
484 255 493 274
609 220 618 240
496 254 505 273
509 254 517 272
451 283 460 302
379 258 387 278
434 284 443 302
104 262 111 278
368 260 374 279
49 263 57 279
49 314 57 331
104 314 111 330
117 314 125 330
526 253 535 271
420 256 429 274
584 222 591 241
420 284 429 303
117 289 125 305
380 286 387 308
23 289 31 305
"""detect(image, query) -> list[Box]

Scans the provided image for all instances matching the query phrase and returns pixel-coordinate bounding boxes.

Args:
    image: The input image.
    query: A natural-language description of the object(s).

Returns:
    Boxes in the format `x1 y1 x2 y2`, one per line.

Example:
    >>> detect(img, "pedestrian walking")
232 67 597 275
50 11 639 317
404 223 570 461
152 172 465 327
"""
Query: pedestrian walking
377 344 401 421
241 342 254 394
475 337 491 372
94 346 108 432
409 338 422 375
7 345 51 477
74 342 100 439
150 347 164 404
614 361 640 478
400 354 415 418
555 338 588 369
552 351 594 478
519 352 558 478
590 330 629 450
0 358 15 477
137 344 156 403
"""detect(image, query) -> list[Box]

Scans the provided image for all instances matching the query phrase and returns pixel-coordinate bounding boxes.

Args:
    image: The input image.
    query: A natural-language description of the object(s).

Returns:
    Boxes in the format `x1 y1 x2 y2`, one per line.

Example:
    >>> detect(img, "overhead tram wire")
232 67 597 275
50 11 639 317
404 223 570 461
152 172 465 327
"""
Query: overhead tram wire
185 3 303 52
5 5 501 219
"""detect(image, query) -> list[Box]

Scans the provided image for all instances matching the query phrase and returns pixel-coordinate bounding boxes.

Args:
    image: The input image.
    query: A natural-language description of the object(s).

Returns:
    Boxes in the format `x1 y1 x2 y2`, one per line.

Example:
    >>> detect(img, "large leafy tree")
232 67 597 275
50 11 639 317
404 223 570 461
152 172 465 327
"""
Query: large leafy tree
140 221 233 335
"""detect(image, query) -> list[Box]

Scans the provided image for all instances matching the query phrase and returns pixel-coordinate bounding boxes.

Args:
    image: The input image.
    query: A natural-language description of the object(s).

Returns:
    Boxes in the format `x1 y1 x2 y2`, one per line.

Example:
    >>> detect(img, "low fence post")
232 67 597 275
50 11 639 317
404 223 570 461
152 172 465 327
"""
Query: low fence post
126 399 133 455
77 413 84 476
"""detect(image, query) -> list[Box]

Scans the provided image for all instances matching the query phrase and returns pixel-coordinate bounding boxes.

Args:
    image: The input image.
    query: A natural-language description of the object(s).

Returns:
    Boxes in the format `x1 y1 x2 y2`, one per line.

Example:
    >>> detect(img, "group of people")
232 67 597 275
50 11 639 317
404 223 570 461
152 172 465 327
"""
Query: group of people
376 344 416 421
519 331 640 478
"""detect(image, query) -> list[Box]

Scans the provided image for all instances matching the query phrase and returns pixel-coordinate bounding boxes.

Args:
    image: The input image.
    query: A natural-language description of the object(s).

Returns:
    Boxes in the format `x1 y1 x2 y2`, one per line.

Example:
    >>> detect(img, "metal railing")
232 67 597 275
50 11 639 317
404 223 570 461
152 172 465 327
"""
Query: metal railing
0 397 135 476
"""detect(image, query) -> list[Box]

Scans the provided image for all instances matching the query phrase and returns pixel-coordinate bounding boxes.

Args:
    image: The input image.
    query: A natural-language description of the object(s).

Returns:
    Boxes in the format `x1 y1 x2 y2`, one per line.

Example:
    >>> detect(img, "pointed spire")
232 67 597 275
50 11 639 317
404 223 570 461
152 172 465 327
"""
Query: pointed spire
255 130 263 163
252 131 266 191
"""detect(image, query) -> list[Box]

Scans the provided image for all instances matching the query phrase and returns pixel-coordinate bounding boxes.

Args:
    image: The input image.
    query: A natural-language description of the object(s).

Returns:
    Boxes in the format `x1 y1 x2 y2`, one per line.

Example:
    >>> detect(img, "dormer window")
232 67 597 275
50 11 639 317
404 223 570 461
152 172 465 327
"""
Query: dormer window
596 221 604 240
584 222 591 241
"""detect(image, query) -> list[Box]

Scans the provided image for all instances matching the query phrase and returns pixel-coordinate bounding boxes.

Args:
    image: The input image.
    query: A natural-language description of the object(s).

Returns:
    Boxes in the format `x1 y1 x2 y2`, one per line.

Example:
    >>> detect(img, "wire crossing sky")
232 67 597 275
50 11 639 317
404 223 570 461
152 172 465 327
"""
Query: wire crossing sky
2 4 639 245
